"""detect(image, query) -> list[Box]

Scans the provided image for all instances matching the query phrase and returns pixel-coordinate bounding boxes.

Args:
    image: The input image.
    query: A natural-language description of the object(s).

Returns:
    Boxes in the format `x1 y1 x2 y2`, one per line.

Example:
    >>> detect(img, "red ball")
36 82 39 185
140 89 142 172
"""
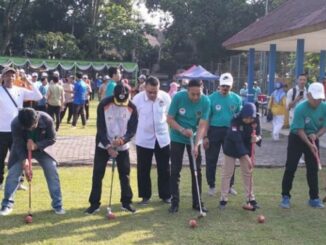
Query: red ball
25 215 33 224
107 213 116 220
189 219 197 228
257 215 265 224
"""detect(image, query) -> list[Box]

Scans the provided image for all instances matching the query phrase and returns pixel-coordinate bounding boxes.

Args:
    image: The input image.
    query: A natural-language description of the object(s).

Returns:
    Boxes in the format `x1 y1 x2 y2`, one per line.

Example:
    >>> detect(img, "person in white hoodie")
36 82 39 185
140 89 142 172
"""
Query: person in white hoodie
0 67 42 190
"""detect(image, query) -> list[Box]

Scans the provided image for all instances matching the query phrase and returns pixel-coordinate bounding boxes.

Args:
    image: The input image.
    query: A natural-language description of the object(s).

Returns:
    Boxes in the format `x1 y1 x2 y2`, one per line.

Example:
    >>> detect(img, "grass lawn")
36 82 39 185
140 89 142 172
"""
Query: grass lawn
57 100 98 137
1 167 326 245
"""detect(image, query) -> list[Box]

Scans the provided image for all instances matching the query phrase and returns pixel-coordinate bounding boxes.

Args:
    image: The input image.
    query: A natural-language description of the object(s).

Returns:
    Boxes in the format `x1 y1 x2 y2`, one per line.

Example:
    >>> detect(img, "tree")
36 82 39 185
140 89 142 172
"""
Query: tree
0 0 30 54
25 32 80 59
145 0 285 74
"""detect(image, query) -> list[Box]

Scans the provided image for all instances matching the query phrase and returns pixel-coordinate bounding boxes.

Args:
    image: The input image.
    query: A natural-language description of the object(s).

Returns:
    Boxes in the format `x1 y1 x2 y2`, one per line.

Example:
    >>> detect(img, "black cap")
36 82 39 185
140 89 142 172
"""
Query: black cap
114 83 129 104
240 103 256 118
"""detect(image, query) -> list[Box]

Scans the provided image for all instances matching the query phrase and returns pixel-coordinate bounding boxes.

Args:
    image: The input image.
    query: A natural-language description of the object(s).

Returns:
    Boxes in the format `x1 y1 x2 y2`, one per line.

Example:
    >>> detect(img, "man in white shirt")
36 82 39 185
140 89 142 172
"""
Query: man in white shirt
286 74 307 125
132 76 172 205
0 67 42 190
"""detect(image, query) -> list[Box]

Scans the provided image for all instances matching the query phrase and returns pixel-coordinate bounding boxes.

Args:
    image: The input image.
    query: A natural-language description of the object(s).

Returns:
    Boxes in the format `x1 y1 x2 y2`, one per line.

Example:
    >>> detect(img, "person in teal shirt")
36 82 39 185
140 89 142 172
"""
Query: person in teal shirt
253 81 262 110
203 73 242 196
280 82 326 209
105 67 121 97
167 79 210 214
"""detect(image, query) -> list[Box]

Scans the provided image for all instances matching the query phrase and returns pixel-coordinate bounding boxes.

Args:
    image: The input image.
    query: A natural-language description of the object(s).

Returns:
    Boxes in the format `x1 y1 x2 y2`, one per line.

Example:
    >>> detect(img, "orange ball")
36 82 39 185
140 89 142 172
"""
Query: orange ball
257 215 265 224
107 213 116 220
189 219 197 228
25 215 33 224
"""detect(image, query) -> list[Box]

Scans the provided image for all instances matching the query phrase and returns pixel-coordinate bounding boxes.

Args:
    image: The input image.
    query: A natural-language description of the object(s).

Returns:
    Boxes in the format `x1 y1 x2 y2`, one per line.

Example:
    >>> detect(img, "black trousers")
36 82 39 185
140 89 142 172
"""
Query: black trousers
88 147 133 207
47 105 61 131
0 132 12 185
85 100 90 120
36 105 47 113
136 142 171 200
282 133 320 199
0 132 24 185
170 141 202 207
72 104 86 126
205 126 235 188
60 102 73 123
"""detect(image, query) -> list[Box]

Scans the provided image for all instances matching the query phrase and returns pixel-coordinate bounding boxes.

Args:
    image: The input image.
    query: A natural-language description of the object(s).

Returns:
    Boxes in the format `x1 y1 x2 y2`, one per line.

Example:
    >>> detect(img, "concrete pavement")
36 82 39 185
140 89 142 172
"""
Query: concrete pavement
52 120 326 167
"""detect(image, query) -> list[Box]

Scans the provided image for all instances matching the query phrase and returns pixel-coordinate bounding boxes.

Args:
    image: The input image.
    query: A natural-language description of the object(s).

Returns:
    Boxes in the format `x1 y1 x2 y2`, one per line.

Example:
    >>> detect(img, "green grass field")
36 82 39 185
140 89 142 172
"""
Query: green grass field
1 167 326 245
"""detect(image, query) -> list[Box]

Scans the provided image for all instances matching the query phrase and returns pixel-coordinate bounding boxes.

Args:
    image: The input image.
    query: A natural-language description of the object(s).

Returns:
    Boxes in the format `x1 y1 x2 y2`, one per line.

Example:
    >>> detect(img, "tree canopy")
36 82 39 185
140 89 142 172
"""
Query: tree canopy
0 0 285 74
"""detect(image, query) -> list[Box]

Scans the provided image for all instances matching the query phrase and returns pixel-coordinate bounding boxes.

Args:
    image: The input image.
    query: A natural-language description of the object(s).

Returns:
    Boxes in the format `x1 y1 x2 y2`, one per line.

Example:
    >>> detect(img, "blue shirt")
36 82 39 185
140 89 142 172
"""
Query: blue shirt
73 79 87 105
38 84 49 106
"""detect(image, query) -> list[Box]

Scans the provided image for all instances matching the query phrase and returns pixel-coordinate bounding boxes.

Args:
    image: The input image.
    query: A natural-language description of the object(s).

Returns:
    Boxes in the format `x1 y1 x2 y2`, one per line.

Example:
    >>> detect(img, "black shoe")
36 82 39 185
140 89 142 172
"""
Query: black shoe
219 200 227 210
121 203 136 213
193 204 208 213
168 204 179 213
138 198 150 205
162 198 171 204
84 206 100 215
248 200 260 209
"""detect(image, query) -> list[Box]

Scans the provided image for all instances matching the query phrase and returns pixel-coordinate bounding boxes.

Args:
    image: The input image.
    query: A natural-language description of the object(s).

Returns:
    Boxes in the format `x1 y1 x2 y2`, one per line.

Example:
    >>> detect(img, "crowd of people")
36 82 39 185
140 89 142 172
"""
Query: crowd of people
0 65 325 217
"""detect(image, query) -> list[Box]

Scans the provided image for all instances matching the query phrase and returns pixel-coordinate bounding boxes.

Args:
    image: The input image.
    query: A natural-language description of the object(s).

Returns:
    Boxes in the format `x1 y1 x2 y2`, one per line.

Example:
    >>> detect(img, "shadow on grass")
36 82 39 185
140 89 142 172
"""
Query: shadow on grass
0 201 201 244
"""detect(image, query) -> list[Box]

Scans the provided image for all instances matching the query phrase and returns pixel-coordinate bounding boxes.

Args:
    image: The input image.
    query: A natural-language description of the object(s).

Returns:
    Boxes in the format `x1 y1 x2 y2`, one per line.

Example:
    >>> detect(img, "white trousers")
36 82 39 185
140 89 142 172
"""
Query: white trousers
272 115 284 140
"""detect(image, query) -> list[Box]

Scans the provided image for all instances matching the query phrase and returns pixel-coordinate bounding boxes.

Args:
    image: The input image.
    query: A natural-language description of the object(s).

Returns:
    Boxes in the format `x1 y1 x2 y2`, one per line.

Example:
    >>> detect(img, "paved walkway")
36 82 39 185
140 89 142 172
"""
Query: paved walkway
53 121 326 167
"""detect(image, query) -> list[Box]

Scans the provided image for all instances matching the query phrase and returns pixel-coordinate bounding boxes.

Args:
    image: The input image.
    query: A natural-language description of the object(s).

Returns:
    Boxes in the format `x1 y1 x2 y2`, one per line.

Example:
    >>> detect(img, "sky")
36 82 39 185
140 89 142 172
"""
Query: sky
134 1 172 29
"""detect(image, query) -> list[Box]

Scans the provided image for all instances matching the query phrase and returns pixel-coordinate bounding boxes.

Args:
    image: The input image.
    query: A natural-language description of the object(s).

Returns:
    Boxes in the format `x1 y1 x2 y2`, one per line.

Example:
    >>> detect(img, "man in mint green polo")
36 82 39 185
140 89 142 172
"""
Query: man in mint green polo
105 67 121 98
204 73 242 196
167 79 210 213
280 82 326 209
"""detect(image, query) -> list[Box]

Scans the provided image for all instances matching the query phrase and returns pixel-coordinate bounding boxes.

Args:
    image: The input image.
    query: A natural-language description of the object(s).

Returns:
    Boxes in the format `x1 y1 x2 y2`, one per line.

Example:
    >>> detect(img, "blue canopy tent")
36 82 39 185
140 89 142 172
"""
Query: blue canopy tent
175 65 219 93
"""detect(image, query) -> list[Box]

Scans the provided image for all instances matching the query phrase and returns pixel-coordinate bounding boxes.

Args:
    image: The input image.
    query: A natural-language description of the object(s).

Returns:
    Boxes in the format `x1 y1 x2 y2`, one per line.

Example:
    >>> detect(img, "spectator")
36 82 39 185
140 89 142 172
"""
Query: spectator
72 72 87 128
47 76 65 131
0 67 42 191
61 75 75 124
268 81 287 141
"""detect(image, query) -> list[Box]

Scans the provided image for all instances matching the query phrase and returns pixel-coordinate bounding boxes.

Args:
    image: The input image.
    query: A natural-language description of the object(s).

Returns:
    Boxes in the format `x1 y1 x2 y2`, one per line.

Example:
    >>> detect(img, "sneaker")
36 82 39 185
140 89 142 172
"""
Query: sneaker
208 187 216 196
308 198 325 208
138 198 150 205
0 206 13 216
247 200 260 209
280 195 291 209
219 200 227 210
168 204 179 213
121 203 136 213
192 204 208 213
71 126 76 129
84 206 100 215
54 207 66 215
162 198 171 204
229 187 237 196
17 183 28 191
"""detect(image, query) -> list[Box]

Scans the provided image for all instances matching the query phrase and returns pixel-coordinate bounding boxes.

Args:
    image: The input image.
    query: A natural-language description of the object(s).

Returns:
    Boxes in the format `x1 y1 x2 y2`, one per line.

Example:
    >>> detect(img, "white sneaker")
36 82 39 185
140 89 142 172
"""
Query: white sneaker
17 183 28 191
0 206 13 216
54 207 66 215
207 187 216 196
229 187 238 196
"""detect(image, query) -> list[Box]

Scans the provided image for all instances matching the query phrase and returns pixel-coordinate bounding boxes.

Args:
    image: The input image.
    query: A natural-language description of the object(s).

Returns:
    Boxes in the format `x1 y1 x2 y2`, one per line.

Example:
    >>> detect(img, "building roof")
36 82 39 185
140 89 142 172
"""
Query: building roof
223 0 326 52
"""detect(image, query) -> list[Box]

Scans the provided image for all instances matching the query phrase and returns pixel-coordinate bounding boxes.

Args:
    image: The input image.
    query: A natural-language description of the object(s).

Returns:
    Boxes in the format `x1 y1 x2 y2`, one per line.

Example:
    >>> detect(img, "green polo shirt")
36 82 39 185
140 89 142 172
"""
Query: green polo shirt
208 91 242 127
168 90 210 144
291 100 326 135
105 80 117 97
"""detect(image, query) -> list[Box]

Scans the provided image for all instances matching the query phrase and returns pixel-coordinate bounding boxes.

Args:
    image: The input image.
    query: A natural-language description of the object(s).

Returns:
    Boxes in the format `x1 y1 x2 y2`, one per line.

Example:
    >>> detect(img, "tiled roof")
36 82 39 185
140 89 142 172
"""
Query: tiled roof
223 0 326 49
